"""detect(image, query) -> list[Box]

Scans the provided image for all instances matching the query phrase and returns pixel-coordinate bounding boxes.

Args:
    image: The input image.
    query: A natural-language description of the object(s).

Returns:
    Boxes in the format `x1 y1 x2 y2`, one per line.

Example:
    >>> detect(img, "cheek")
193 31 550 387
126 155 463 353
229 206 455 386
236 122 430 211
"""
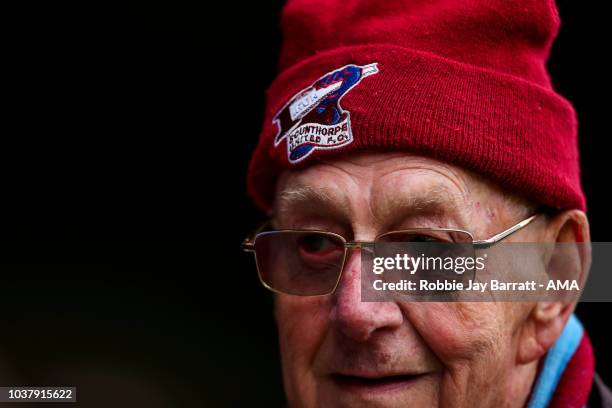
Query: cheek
400 303 509 362
275 296 330 380
276 295 329 342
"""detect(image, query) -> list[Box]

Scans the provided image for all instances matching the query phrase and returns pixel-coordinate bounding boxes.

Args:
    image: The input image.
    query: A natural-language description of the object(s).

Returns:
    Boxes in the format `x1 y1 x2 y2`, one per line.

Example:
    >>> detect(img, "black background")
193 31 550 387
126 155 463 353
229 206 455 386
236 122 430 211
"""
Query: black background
1 1 608 406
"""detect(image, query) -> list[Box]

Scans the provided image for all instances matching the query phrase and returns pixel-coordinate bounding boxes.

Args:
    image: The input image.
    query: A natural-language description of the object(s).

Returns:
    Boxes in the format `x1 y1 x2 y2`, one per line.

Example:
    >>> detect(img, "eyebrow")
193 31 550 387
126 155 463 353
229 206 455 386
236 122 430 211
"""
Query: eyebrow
374 185 468 228
274 185 352 222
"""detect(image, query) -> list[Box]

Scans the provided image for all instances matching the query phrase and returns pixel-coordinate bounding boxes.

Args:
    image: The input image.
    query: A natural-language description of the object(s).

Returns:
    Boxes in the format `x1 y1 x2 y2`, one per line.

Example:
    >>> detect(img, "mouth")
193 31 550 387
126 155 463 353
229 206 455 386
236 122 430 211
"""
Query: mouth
331 372 427 393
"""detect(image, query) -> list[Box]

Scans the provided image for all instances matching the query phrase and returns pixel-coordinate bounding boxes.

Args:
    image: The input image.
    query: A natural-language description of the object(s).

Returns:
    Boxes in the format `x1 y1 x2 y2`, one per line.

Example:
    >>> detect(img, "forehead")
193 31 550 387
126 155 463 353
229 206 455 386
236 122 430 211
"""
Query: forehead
273 153 490 228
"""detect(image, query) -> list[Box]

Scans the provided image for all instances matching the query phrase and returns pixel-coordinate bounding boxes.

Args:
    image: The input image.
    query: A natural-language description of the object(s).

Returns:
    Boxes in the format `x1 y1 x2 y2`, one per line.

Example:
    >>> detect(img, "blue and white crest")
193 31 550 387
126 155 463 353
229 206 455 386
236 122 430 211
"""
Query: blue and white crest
273 63 379 163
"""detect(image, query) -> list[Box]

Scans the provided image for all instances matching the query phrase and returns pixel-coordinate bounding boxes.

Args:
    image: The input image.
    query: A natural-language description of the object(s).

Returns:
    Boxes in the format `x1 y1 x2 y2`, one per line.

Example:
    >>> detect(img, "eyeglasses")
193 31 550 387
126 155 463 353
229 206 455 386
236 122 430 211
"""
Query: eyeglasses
242 214 538 296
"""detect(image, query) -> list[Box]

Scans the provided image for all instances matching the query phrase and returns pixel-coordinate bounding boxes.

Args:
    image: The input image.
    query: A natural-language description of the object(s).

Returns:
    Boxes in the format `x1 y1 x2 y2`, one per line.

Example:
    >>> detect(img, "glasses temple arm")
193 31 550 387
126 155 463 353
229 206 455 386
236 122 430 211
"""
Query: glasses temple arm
242 220 272 252
241 237 255 252
472 214 538 249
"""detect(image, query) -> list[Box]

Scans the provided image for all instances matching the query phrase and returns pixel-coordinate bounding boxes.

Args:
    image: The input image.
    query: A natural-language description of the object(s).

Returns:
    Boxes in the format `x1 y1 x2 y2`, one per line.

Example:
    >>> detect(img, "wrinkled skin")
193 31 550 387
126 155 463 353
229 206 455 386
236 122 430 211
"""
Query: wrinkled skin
270 152 590 408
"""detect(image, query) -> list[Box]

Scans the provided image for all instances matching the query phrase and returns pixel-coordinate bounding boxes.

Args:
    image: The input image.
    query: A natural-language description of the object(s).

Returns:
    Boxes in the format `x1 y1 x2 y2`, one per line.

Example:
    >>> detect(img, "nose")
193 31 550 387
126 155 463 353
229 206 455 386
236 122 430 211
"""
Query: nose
330 249 404 342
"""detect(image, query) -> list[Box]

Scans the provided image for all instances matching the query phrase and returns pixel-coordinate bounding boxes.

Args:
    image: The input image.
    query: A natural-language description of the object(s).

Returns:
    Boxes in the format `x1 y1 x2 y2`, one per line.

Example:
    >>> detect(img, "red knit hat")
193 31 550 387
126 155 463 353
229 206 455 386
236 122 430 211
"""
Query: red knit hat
247 0 585 212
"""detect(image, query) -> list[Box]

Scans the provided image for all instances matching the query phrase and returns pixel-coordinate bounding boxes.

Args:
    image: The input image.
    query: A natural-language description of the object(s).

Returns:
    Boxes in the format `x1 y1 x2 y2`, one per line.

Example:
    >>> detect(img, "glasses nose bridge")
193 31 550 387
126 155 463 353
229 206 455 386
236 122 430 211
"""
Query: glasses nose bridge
344 240 375 250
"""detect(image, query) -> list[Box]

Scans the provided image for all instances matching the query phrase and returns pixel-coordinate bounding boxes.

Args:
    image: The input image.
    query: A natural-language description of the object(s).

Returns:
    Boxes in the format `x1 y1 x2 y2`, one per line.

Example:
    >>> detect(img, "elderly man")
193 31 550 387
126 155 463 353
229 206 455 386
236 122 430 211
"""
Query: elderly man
243 0 611 406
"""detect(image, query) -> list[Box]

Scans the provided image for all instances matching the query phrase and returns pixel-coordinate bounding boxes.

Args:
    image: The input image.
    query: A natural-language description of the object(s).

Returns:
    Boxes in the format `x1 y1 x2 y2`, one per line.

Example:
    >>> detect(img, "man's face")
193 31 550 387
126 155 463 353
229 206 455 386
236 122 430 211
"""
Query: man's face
272 152 543 408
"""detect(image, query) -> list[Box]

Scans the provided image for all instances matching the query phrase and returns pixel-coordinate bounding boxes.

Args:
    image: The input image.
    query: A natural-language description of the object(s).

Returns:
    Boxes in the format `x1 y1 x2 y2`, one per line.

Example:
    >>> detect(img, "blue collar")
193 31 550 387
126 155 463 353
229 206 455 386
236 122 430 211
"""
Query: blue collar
527 314 583 408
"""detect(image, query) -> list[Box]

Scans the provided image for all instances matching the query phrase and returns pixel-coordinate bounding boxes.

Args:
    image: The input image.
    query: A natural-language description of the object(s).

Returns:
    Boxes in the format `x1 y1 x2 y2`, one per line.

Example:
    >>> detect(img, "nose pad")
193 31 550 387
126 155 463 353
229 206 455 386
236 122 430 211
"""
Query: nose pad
332 247 365 313
336 246 362 287
332 244 376 295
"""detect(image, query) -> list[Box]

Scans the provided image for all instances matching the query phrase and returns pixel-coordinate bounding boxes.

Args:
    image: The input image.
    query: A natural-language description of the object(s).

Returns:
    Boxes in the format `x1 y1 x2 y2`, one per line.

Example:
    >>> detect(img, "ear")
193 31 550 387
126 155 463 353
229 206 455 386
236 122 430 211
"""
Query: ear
541 209 590 247
517 209 591 364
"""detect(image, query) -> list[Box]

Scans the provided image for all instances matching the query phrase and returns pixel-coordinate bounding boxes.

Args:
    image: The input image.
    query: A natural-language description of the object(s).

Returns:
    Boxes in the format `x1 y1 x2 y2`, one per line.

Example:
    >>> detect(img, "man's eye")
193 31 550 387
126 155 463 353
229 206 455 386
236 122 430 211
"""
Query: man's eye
406 234 442 243
297 234 341 254
387 233 445 243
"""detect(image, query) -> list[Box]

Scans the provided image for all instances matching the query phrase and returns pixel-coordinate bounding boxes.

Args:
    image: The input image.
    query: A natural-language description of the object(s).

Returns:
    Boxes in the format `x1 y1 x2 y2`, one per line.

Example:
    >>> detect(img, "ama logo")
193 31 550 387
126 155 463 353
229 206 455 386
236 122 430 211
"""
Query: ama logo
273 63 379 163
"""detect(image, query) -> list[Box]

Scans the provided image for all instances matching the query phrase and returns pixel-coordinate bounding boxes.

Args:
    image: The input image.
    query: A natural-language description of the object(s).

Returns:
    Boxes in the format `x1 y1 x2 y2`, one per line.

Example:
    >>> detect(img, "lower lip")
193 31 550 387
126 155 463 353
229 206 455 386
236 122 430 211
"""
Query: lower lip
331 373 427 394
